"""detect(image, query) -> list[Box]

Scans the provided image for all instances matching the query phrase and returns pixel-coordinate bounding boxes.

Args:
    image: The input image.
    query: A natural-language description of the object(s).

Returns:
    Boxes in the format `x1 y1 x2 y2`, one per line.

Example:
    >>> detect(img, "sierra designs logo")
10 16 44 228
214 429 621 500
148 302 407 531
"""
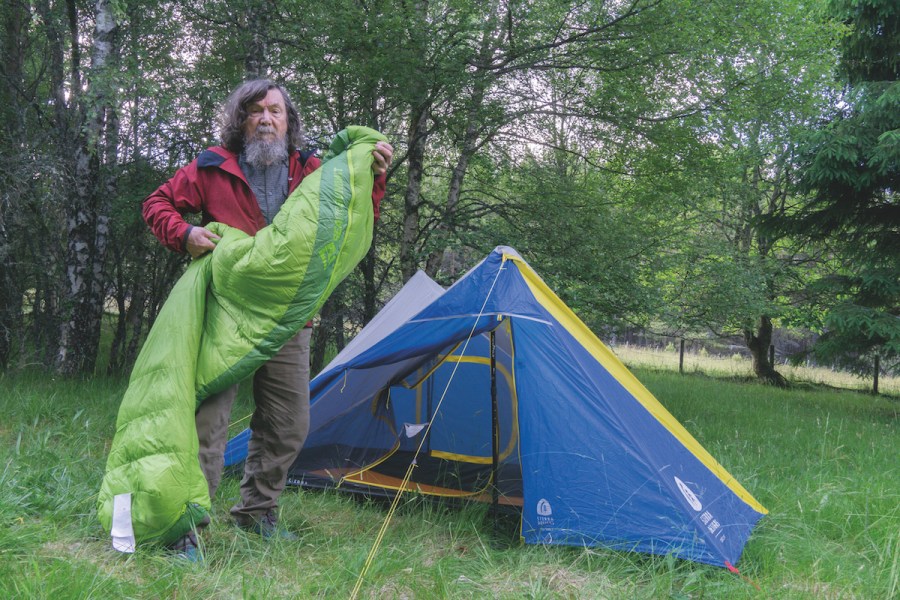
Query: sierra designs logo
536 498 554 525
674 476 703 511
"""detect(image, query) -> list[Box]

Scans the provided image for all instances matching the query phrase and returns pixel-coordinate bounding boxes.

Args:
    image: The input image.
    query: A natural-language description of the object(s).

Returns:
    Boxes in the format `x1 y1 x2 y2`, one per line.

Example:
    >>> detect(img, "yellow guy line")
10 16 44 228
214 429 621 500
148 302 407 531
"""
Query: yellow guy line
349 255 508 600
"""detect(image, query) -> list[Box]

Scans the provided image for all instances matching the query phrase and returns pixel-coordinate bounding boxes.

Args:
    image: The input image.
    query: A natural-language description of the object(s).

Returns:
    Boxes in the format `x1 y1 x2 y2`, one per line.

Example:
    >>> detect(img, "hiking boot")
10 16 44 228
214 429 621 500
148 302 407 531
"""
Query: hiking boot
169 530 203 563
237 511 298 541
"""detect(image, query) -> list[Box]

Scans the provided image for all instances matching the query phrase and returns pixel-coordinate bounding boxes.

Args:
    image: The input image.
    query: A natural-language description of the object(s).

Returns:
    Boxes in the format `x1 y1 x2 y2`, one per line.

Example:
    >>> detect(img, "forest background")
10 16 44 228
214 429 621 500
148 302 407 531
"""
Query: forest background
0 0 897 388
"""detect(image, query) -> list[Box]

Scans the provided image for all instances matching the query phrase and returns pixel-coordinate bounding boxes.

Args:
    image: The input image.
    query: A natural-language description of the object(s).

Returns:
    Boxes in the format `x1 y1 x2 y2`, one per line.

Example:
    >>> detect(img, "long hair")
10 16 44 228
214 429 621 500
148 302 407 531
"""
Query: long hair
219 79 304 154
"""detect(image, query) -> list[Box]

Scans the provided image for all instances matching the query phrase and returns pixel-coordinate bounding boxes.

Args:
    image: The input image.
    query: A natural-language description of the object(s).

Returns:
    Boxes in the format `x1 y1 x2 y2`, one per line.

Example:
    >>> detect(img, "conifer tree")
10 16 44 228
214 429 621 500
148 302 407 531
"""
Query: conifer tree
785 0 899 373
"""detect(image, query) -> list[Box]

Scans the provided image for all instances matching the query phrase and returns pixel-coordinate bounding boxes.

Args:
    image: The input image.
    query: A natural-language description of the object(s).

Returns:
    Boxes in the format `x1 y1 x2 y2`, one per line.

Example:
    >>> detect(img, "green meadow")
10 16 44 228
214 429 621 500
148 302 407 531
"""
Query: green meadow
611 345 899 396
1 365 897 599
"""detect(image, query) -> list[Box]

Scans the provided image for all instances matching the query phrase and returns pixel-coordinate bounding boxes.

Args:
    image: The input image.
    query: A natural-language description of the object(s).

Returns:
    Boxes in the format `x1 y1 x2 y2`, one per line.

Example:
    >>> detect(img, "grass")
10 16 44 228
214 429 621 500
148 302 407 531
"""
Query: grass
611 344 900 396
1 368 897 599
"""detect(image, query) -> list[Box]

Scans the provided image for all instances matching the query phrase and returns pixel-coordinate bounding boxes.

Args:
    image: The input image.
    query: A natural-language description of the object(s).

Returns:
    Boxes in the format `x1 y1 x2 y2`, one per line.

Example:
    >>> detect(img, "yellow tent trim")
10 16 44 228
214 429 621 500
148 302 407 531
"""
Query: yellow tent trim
442 354 520 461
430 449 492 464
339 469 524 506
503 253 767 515
418 345 520 463
336 438 402 488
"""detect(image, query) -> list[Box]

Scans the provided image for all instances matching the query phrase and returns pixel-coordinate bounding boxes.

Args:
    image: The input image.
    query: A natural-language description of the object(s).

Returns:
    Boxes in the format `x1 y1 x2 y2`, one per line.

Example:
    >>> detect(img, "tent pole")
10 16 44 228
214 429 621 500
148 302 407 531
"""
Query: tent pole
425 370 433 455
490 330 499 523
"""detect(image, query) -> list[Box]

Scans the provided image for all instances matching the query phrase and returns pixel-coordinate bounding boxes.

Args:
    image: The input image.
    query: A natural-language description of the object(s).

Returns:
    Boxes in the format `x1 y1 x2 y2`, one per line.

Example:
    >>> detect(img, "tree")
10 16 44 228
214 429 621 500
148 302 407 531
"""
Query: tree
2 0 80 369
583 0 843 385
0 0 234 374
0 0 31 368
468 0 841 386
1 0 880 384
55 0 120 375
782 0 899 375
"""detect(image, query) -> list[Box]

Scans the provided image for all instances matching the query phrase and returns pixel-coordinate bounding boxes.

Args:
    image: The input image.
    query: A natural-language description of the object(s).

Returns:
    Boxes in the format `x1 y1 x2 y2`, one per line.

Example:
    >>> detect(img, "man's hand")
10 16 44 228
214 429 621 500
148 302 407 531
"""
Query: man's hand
186 226 221 258
372 141 393 175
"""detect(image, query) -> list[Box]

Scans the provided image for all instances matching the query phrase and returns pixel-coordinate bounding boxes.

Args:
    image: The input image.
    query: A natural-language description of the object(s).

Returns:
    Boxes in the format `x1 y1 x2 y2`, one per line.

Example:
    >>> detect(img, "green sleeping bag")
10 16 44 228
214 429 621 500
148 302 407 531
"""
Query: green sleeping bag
98 126 386 547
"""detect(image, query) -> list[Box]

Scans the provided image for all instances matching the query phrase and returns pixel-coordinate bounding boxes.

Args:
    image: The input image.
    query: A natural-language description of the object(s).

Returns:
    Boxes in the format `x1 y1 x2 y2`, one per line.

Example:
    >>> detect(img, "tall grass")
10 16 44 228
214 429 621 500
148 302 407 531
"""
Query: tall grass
1 369 897 599
611 344 899 396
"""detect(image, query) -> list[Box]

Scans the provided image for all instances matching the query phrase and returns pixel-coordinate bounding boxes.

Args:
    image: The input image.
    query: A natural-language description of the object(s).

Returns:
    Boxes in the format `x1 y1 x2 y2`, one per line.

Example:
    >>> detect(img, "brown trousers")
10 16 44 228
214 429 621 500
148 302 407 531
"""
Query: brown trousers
195 328 311 522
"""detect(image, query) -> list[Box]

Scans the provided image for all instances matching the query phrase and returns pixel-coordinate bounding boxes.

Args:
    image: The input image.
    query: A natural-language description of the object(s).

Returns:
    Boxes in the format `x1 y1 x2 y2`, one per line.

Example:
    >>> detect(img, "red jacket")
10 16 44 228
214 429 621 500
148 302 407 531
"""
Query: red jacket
142 146 384 253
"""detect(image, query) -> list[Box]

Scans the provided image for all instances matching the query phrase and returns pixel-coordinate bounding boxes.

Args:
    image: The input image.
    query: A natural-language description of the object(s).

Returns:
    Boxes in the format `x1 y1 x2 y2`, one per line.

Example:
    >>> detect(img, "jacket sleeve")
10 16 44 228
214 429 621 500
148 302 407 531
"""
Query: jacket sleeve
142 161 204 253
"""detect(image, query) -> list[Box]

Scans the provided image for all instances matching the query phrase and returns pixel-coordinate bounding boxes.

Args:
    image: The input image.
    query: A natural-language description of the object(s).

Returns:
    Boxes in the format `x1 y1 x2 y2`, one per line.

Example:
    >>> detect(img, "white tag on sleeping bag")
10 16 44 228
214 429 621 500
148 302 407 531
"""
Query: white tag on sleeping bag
111 492 136 553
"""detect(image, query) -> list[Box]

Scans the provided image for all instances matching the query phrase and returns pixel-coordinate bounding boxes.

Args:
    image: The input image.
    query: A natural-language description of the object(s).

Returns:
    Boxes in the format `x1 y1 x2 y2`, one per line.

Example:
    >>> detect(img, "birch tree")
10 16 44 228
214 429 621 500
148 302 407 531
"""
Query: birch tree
55 0 120 374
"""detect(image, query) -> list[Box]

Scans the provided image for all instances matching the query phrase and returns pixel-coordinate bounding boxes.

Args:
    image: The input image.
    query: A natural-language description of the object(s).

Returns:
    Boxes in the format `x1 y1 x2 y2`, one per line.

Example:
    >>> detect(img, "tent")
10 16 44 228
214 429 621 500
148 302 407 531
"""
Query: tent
224 246 767 567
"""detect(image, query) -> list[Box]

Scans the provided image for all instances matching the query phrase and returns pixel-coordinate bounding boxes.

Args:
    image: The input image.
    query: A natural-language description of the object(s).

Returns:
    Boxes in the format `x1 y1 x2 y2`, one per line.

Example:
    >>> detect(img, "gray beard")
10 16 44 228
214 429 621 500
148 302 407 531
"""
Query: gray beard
244 130 288 168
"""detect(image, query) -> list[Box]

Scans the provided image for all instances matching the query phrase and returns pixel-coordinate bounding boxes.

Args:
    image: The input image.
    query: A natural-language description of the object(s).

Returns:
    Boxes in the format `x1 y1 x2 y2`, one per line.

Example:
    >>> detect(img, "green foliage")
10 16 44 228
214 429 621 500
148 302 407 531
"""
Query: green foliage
830 0 900 84
782 0 900 372
485 151 658 329
2 0 891 382
810 268 900 373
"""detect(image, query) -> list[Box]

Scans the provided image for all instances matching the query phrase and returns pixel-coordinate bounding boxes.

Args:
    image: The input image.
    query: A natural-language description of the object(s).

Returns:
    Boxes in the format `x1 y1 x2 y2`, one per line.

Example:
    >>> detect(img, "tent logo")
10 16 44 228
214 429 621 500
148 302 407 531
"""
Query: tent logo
536 499 554 525
537 499 552 516
674 476 703 511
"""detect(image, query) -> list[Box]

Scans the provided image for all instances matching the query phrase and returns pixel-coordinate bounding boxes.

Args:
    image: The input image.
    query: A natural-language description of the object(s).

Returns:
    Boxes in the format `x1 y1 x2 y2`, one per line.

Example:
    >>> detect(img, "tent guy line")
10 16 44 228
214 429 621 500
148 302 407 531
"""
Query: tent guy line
349 257 508 600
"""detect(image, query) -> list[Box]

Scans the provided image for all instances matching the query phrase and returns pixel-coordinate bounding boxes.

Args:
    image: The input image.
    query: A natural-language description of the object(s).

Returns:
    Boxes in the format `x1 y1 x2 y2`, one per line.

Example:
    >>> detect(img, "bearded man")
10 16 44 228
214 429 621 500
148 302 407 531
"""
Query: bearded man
142 79 392 558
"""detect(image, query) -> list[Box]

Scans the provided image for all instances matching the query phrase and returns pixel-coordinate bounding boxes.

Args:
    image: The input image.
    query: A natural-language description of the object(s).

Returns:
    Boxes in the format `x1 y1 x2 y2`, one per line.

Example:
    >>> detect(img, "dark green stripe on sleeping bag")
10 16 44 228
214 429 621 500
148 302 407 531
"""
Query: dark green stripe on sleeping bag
196 149 352 401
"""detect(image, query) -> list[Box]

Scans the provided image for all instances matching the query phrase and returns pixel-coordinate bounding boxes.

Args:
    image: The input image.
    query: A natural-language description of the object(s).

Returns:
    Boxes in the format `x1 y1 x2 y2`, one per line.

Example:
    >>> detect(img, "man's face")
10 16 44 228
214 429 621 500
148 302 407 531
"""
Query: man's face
243 88 288 144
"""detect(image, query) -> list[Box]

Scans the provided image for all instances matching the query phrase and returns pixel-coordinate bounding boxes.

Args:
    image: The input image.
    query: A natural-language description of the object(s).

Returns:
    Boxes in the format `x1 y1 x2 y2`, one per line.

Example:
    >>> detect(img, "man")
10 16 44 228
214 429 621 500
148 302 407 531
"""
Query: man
142 79 392 557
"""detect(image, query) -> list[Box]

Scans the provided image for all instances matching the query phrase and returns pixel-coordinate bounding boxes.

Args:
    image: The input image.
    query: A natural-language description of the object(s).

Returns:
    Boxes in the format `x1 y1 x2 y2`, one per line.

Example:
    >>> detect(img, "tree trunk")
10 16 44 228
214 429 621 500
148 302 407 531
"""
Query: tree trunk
56 0 118 375
0 211 14 370
0 0 30 369
1 0 27 132
35 0 70 145
425 18 496 278
744 315 787 387
22 0 69 367
112 283 147 375
106 230 147 375
28 230 62 366
399 102 429 281
361 227 379 324
311 285 345 376
424 88 483 278
244 8 269 79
